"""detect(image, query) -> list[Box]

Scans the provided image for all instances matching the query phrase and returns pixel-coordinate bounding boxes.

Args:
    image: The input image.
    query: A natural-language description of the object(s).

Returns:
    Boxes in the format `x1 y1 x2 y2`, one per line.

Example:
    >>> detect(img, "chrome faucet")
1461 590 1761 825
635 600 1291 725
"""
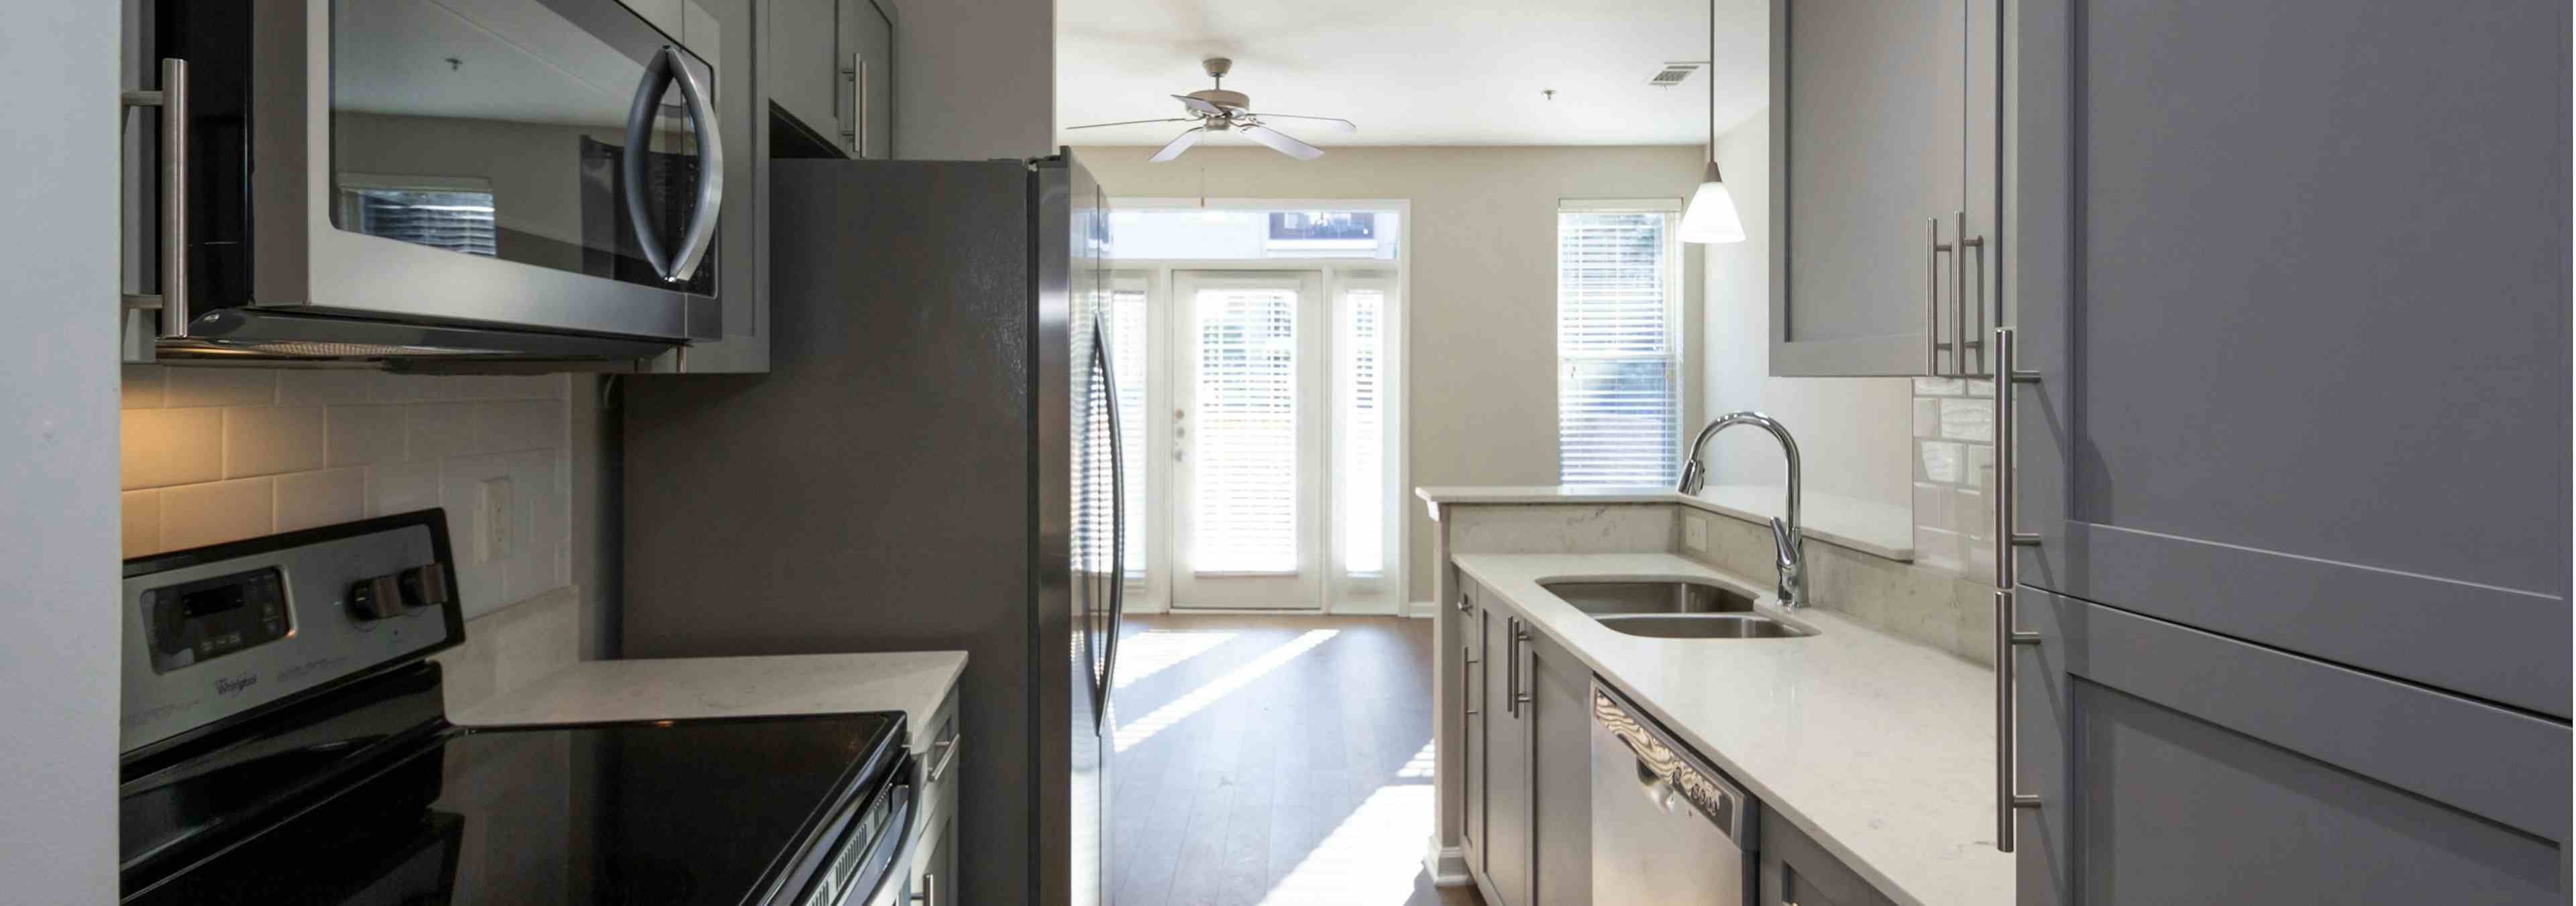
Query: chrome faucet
1676 412 1807 609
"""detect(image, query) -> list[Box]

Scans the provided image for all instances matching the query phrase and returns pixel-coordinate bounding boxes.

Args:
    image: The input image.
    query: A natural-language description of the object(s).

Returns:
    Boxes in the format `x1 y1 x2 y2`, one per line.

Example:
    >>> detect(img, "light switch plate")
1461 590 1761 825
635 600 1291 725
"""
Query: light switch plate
478 477 513 563
1683 513 1710 552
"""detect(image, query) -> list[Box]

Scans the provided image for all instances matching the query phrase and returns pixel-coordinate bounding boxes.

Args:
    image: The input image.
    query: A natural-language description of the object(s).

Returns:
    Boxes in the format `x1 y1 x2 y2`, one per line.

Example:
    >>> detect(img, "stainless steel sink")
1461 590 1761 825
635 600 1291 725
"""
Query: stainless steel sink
1591 614 1816 640
1540 580 1758 616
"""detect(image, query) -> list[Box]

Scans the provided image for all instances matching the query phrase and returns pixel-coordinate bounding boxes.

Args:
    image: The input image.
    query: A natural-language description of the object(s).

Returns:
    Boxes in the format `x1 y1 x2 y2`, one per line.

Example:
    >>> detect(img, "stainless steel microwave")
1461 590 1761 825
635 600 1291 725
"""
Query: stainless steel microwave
128 0 726 360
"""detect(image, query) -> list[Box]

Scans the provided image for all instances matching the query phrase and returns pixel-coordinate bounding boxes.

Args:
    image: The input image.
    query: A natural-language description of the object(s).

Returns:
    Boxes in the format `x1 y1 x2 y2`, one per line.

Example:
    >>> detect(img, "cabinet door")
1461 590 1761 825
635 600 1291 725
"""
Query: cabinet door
1462 588 1487 876
1479 612 1532 906
2015 590 2567 905
1769 0 1967 376
837 0 894 158
1527 632 1590 906
767 0 839 142
2008 0 2570 717
1760 808 1896 906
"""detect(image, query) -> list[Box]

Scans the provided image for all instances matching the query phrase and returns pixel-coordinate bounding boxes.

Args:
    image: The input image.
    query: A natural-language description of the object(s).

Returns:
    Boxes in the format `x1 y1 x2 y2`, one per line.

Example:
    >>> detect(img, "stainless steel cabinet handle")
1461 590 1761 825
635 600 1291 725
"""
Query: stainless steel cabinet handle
1992 326 2043 852
925 732 963 785
910 872 933 905
841 52 867 156
1511 622 1534 709
621 46 724 284
1925 217 1948 375
1504 618 1521 717
1462 644 1479 721
121 58 188 338
1951 211 1984 375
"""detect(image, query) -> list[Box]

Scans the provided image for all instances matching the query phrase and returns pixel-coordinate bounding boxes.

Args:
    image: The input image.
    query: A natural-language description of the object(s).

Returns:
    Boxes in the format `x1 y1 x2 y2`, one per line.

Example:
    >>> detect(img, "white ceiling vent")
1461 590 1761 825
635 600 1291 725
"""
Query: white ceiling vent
1648 62 1705 87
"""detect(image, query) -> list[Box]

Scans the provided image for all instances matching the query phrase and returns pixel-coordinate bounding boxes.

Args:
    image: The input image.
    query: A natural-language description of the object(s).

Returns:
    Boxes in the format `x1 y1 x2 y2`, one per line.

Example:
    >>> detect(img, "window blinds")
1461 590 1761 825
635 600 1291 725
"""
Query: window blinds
1557 209 1680 486
1191 287 1301 574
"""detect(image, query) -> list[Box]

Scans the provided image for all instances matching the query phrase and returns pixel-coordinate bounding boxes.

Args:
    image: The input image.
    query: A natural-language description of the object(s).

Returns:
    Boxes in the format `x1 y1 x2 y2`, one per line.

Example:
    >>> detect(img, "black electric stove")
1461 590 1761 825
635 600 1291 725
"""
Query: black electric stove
118 512 915 905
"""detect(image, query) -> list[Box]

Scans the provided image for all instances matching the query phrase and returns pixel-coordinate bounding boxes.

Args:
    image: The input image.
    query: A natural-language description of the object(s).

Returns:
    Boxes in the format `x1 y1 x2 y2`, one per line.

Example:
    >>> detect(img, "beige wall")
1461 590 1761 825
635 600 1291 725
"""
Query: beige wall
1698 116 1914 508
1076 144 1709 603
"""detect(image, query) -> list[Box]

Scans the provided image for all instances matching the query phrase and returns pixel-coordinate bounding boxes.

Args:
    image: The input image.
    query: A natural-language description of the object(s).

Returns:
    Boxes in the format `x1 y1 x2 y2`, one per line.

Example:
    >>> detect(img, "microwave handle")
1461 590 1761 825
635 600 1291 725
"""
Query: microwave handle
121 58 188 338
621 46 725 285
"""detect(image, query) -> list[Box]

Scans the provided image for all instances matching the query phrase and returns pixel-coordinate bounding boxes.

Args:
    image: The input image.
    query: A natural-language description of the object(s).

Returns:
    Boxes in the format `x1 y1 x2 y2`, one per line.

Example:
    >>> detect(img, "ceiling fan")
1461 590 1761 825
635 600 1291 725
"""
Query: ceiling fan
1067 58 1357 162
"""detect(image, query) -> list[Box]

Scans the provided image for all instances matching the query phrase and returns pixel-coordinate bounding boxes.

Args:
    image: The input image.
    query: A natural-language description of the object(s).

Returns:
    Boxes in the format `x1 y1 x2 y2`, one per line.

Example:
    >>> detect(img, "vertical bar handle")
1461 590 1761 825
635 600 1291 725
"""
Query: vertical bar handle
1512 622 1534 709
1504 617 1521 717
842 52 867 156
1925 217 1950 375
121 58 188 338
1993 326 2043 852
1952 212 1983 376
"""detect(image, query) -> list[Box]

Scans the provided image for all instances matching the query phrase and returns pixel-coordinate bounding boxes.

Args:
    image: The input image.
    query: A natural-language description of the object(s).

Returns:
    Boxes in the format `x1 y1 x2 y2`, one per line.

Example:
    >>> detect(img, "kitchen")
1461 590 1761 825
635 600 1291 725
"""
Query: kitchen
7 0 2570 905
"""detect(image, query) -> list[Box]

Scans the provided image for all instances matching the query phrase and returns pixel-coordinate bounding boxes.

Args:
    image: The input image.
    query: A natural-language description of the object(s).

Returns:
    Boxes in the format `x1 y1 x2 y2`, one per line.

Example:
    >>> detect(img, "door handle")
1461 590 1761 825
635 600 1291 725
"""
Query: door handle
1095 319 1128 713
121 58 189 339
1992 326 2043 852
621 46 724 284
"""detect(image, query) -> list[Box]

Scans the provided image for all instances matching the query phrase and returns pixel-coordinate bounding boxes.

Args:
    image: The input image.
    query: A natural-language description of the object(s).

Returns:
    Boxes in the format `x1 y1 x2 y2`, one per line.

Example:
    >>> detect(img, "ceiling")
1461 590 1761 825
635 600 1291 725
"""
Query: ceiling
1056 0 1768 149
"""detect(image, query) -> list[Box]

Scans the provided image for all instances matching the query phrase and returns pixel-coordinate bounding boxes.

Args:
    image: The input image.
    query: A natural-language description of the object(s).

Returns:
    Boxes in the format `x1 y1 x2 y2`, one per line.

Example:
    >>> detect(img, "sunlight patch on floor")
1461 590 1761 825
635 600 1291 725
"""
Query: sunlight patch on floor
1114 629 1339 752
1395 740 1436 779
1113 630 1241 690
1256 783 1436 906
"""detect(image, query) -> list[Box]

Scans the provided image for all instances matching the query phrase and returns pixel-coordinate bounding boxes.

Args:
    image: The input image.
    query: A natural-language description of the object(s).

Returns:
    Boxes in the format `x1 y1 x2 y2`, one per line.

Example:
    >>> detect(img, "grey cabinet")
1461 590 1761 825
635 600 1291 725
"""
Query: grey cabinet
1527 630 1591 906
1479 611 1533 906
2006 0 2571 898
769 0 894 158
1759 809 1896 906
1768 0 1996 377
641 0 767 373
912 687 962 906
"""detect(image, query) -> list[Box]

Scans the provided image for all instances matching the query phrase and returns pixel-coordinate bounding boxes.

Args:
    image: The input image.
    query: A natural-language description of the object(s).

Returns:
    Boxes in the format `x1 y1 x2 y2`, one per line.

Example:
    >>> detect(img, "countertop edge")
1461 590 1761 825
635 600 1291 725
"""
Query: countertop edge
1417 485 1917 562
1451 553 2006 906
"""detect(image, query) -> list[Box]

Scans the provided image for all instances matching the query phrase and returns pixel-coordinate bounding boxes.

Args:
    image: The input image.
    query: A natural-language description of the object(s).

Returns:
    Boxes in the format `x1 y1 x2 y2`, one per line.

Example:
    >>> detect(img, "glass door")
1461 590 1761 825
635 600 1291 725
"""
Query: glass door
1169 270 1327 609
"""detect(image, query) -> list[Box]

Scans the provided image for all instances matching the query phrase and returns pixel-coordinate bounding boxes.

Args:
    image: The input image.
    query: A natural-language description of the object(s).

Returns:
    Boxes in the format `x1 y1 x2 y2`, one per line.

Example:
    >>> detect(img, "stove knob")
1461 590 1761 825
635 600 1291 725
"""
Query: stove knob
349 565 451 621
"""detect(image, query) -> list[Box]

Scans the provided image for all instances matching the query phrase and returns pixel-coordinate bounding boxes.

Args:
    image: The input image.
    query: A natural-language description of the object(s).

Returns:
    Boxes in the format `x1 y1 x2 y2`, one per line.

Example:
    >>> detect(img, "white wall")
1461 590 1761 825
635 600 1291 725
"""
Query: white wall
5 1 119 899
1699 115 1913 507
897 0 1054 160
1075 144 1709 603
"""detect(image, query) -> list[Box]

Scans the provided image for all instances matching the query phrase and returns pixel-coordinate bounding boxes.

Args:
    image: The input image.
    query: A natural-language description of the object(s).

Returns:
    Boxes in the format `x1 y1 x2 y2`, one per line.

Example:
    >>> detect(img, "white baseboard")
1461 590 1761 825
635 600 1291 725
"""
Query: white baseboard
1423 841 1470 887
1403 599 1438 618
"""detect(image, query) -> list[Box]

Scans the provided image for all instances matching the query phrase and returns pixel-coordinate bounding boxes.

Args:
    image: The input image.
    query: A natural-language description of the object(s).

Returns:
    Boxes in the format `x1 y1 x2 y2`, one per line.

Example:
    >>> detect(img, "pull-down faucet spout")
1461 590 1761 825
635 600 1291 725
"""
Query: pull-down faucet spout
1676 412 1806 609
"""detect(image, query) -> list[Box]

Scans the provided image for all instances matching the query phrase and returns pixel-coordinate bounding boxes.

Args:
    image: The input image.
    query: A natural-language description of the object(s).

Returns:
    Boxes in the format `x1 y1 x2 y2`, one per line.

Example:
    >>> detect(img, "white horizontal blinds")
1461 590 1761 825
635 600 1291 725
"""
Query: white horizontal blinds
1192 285 1301 574
1110 280 1152 584
1558 209 1680 486
1339 285 1387 577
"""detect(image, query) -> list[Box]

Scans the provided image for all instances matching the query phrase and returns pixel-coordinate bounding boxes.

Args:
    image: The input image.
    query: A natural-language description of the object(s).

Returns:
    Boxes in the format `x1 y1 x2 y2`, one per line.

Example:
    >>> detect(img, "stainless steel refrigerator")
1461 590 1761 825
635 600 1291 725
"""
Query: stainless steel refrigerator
621 152 1126 906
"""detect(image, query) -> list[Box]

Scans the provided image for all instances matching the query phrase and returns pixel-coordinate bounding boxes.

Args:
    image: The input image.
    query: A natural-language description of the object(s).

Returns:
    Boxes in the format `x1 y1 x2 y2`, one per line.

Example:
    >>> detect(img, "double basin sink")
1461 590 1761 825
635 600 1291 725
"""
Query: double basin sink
1540 580 1817 640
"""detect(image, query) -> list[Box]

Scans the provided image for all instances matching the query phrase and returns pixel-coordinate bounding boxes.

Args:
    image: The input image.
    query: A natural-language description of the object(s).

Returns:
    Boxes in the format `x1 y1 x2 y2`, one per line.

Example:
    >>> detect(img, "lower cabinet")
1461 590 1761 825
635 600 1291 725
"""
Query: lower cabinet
1527 628 1592 905
1760 809 1897 906
910 686 962 906
1481 607 1533 906
1461 583 1487 877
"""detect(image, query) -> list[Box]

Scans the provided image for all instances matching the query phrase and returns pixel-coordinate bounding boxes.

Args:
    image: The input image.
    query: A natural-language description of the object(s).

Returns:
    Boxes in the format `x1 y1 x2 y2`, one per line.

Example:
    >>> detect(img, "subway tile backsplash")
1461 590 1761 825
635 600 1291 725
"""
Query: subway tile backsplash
1913 376 1994 574
120 366 573 618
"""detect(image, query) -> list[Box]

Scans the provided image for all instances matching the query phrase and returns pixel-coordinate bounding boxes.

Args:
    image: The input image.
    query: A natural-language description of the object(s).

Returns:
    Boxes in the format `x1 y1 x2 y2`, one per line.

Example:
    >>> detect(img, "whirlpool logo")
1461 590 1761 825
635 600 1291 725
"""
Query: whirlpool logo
215 675 257 696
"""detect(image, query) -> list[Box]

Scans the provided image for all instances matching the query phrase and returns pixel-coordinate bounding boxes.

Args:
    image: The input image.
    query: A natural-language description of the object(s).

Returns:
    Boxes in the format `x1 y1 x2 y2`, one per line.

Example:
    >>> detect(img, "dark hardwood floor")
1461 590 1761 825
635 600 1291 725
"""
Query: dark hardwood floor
1109 613 1481 906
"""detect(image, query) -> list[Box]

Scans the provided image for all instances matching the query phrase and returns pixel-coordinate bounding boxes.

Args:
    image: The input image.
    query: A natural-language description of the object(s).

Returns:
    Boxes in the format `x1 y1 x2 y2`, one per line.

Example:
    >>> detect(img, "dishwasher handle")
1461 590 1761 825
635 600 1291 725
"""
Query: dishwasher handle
1592 682 1756 848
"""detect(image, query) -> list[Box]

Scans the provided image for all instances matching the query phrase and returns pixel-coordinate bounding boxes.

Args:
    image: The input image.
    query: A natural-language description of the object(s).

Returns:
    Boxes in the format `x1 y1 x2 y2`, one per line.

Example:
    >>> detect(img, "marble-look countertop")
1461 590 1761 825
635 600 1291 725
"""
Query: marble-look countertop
451 651 969 756
1418 485 1915 561
1452 552 2008 906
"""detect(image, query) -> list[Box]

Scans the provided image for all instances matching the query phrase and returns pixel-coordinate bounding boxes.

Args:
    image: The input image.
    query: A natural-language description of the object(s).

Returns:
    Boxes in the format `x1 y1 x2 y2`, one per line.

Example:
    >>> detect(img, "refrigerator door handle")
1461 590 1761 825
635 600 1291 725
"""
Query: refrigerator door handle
1094 317 1127 712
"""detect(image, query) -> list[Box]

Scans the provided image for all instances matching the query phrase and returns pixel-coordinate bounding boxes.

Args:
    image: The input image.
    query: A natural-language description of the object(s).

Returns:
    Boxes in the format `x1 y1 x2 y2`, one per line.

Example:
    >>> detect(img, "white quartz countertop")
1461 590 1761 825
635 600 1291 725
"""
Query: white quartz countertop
451 651 968 755
1451 552 2008 906
1418 485 1915 561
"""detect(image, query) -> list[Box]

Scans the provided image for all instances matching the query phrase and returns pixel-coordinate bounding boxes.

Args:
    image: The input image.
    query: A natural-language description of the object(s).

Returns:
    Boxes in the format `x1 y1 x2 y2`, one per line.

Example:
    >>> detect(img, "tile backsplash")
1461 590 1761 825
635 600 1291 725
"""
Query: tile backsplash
1911 376 1995 577
120 366 572 619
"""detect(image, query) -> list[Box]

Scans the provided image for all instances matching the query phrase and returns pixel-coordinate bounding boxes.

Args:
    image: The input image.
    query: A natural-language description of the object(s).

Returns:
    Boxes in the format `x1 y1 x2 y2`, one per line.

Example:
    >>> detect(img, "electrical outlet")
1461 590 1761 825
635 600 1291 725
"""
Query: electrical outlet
1683 513 1710 552
478 477 513 563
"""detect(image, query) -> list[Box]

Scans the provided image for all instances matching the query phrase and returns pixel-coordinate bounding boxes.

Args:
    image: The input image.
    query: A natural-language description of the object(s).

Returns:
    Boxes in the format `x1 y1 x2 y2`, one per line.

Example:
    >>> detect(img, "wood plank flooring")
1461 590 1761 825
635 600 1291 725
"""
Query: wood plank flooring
1110 613 1481 906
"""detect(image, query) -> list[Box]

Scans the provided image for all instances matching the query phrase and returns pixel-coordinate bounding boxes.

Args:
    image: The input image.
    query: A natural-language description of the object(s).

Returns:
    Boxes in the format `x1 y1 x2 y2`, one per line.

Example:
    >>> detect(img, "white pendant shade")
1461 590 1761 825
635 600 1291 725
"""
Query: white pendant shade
1680 172 1745 244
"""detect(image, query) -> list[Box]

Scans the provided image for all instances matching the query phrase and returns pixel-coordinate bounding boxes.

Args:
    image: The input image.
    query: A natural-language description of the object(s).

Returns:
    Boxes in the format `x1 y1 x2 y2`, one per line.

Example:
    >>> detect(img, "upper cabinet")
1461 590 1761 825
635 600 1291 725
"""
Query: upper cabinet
1768 0 1998 377
769 0 896 159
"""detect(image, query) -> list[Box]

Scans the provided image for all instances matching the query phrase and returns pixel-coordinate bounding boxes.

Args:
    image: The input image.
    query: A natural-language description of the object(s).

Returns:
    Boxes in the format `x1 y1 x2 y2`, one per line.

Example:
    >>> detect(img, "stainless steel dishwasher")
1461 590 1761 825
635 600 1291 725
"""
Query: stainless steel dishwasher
1591 681 1760 904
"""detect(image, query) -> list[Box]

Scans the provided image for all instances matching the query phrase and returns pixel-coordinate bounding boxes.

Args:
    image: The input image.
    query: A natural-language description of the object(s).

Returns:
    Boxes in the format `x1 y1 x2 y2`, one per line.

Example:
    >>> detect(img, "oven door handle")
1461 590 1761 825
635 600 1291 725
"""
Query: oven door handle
621 45 725 285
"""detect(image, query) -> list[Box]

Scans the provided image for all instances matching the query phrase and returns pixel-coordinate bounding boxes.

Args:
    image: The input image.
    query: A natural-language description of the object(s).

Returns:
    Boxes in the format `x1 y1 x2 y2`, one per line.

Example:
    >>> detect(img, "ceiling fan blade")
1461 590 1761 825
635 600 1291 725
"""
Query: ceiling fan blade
1171 94 1224 115
1148 128 1205 162
1067 117 1196 130
1254 114 1358 134
1239 124 1324 160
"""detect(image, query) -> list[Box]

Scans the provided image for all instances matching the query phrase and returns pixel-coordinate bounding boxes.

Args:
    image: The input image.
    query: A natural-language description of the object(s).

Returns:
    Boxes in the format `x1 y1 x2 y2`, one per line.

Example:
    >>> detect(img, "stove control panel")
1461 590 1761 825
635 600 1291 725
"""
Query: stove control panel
121 510 466 757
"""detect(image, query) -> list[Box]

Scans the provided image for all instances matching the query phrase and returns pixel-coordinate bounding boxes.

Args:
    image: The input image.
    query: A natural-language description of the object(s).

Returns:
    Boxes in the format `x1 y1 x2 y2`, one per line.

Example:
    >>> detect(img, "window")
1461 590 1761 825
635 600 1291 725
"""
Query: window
1556 204 1682 486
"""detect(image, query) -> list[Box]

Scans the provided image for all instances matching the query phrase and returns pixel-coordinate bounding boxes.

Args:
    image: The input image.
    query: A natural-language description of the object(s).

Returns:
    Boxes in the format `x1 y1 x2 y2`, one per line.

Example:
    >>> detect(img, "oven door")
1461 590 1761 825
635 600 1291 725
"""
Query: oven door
156 0 724 346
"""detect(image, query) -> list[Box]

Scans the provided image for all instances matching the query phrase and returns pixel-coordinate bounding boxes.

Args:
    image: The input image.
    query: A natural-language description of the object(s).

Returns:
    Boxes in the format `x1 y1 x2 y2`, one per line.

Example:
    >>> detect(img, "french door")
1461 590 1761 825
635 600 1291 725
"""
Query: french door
1169 270 1328 609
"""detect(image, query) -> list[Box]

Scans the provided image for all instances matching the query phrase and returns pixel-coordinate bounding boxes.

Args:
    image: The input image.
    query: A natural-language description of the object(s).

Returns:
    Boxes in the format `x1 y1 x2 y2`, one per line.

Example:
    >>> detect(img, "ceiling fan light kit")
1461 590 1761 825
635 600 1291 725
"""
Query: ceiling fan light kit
1067 57 1357 162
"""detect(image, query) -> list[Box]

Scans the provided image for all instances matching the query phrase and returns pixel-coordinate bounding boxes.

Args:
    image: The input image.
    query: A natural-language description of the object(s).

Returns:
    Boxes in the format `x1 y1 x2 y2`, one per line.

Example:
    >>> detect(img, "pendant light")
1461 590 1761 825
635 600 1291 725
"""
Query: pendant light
1679 0 1746 244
